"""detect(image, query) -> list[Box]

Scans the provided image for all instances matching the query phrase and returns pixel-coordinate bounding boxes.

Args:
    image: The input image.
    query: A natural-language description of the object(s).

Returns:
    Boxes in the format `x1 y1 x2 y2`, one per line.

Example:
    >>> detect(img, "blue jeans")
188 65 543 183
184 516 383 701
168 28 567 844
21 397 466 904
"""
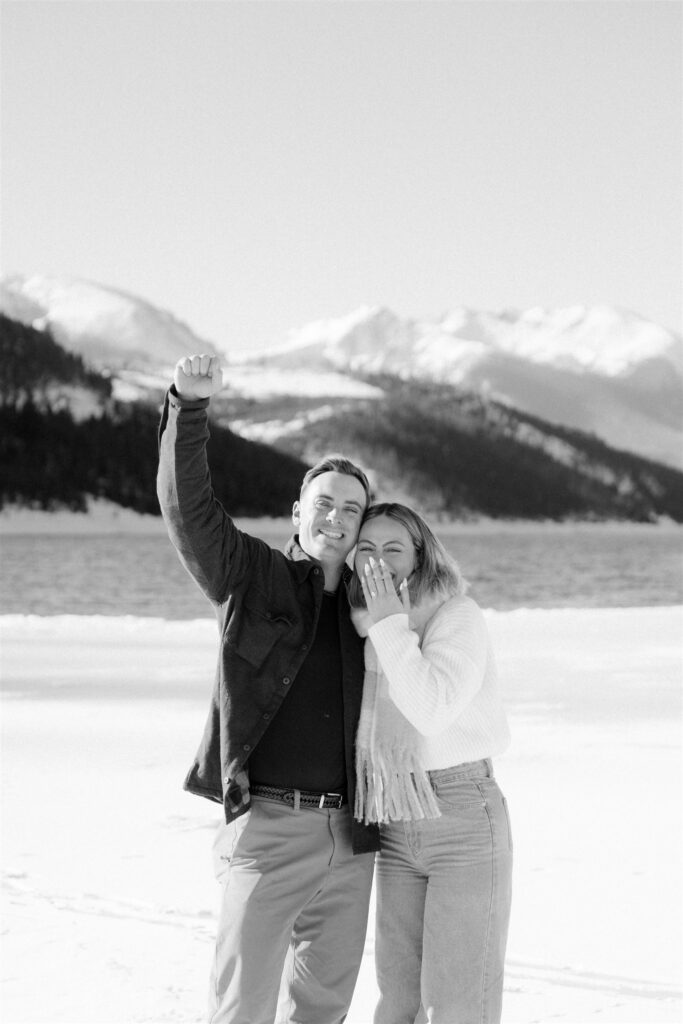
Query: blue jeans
374 759 512 1024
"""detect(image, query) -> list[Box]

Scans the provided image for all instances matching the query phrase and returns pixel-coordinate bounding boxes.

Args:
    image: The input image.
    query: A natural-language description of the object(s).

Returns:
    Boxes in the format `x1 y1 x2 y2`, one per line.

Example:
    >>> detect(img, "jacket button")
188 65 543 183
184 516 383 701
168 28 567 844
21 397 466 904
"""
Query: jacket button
313 568 320 575
263 713 270 720
283 676 291 685
301 643 308 651
224 777 229 784
243 744 251 751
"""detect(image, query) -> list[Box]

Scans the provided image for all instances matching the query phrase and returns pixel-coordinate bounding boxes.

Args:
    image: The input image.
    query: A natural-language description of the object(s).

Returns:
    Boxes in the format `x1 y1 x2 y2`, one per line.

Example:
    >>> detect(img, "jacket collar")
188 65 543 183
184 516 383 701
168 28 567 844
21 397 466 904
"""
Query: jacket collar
285 533 311 563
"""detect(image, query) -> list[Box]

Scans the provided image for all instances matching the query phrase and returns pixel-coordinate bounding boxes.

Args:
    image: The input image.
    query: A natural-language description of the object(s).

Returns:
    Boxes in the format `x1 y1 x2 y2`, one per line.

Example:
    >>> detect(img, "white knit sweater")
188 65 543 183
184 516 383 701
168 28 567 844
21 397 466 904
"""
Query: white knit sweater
364 595 510 770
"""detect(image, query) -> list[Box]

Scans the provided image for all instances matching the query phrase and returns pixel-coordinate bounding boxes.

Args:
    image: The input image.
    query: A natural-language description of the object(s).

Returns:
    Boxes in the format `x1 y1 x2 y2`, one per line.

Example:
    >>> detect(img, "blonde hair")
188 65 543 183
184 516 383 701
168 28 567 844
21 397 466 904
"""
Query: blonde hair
348 502 468 608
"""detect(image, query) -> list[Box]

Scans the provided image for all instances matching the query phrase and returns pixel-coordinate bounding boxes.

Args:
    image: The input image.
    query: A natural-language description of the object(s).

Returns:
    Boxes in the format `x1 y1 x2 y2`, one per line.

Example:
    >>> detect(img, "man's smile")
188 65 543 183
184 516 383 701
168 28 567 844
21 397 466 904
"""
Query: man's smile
319 527 344 540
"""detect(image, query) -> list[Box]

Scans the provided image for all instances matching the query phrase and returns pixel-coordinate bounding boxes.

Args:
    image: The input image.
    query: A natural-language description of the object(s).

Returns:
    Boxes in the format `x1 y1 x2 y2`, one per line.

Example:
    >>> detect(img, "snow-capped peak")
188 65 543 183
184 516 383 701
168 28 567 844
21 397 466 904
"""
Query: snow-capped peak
0 273 218 371
497 305 681 377
258 301 681 382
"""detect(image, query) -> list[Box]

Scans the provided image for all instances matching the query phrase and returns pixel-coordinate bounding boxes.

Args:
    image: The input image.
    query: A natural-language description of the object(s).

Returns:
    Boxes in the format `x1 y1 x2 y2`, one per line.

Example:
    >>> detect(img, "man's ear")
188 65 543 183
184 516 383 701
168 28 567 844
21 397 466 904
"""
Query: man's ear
292 500 301 525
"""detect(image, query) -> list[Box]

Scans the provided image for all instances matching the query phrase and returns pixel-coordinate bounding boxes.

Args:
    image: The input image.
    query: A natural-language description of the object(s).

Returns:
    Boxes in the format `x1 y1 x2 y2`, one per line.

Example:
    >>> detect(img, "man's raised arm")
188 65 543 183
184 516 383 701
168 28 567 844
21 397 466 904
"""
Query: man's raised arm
157 353 247 605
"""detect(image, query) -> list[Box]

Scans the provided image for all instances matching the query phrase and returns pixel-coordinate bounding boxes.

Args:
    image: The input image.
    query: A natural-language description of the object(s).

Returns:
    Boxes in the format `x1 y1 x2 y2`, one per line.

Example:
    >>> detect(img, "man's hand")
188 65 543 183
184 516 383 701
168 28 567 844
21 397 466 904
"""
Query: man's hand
174 355 224 400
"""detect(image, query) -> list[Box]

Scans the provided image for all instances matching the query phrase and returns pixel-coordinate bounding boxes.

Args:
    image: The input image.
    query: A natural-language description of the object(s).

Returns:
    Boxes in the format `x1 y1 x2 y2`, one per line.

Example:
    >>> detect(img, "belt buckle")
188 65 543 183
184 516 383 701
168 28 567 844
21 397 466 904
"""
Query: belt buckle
323 792 343 809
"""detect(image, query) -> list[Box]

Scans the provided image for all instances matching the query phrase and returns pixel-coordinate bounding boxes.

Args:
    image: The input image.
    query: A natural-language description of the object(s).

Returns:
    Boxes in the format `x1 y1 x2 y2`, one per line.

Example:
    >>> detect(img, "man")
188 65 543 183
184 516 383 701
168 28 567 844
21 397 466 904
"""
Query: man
156 354 379 1024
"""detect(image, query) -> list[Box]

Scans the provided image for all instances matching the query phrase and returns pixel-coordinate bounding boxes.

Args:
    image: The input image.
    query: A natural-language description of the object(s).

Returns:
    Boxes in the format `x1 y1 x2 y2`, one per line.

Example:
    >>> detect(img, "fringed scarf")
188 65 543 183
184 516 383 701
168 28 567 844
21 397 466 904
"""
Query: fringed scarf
351 593 448 825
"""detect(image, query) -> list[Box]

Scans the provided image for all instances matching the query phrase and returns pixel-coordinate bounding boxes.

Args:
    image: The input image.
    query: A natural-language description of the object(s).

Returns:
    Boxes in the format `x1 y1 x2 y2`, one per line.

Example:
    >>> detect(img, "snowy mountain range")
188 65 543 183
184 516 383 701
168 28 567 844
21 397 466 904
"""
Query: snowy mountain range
243 304 682 469
0 274 219 373
1 273 681 475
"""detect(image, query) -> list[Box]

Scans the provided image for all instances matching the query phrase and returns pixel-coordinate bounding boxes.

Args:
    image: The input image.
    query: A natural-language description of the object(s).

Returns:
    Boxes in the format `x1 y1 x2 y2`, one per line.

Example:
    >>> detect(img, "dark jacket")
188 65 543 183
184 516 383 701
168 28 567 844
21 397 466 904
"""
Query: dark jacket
157 389 379 855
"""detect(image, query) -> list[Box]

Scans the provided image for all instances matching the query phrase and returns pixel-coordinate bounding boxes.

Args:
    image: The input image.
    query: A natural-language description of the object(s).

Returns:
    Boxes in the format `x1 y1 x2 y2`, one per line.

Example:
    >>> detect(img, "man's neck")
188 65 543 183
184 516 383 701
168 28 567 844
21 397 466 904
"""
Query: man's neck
293 534 344 593
321 564 343 593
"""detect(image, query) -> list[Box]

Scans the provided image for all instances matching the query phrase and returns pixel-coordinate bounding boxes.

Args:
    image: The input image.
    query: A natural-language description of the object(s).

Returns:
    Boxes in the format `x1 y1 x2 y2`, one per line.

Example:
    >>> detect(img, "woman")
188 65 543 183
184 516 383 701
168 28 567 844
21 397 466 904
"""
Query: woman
349 503 512 1024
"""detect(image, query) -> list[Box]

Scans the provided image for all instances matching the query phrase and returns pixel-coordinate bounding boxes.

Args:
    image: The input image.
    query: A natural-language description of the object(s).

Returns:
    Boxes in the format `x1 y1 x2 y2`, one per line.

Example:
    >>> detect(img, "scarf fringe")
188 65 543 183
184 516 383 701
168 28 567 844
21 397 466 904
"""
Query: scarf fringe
355 747 442 825
353 598 454 825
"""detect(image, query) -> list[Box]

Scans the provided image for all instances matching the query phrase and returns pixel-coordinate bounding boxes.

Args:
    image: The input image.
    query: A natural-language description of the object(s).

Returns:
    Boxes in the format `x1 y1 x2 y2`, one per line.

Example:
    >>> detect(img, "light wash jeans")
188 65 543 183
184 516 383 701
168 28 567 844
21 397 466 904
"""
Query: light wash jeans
209 796 375 1024
374 759 512 1024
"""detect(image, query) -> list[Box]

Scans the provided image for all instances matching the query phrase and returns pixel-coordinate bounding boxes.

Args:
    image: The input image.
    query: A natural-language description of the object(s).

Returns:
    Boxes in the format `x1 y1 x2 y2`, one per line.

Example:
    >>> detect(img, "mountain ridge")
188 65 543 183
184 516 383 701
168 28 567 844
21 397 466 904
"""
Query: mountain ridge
0 315 309 516
1 311 682 522
1 273 681 488
0 274 220 372
254 301 681 378
230 371 683 523
244 302 681 468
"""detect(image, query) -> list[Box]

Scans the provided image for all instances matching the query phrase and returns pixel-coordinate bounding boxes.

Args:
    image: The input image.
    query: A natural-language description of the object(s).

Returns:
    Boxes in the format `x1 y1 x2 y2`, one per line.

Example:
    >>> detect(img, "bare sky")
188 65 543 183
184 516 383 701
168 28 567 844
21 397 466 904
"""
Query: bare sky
2 0 681 351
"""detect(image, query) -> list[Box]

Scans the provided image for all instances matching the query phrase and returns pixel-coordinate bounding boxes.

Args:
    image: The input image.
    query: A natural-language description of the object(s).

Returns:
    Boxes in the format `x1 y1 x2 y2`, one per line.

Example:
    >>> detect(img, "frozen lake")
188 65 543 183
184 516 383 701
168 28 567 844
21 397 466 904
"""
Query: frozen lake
1 519 681 617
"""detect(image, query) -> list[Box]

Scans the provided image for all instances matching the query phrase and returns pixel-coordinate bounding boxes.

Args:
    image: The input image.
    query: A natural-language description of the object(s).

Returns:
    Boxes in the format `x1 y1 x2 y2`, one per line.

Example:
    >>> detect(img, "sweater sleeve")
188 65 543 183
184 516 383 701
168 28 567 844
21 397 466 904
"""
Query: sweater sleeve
366 597 489 736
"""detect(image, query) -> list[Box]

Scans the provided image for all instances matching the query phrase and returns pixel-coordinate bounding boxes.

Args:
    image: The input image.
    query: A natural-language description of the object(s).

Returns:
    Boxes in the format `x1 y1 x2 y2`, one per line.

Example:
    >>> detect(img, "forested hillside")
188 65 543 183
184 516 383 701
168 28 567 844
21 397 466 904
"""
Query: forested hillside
0 314 111 407
0 317 309 515
266 376 683 522
2 315 682 522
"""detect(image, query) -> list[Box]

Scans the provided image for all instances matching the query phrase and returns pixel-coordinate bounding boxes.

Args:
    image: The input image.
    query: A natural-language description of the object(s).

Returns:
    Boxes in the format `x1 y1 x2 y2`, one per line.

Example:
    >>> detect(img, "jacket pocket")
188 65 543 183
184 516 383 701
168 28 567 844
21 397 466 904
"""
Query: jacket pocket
224 594 294 669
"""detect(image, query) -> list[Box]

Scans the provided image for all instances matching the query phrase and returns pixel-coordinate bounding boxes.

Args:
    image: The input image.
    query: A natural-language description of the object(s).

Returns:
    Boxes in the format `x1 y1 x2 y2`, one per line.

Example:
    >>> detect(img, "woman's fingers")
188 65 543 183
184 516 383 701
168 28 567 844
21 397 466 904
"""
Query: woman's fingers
361 566 377 600
368 557 395 593
361 562 408 620
367 560 385 595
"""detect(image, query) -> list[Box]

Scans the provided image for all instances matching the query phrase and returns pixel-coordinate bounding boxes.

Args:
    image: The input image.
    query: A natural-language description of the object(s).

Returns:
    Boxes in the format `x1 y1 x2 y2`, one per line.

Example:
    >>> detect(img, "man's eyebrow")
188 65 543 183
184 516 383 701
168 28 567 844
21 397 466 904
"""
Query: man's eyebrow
316 493 364 510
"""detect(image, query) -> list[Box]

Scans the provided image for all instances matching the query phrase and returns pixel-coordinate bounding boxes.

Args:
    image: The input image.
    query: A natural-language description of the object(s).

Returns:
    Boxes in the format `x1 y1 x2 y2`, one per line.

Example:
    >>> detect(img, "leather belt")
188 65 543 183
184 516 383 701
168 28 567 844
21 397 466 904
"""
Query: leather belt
250 784 347 810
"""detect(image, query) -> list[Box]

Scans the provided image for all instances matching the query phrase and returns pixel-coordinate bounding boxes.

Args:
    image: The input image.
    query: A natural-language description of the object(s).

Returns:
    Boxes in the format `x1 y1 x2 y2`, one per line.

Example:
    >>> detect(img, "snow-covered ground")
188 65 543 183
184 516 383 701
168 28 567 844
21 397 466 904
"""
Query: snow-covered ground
0 500 169 536
1 607 681 1024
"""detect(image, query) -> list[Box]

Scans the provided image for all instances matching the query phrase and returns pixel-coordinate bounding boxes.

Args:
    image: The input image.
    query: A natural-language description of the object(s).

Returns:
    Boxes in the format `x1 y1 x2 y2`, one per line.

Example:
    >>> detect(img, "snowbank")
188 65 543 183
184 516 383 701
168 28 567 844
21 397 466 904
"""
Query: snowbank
0 499 167 535
1 607 681 1023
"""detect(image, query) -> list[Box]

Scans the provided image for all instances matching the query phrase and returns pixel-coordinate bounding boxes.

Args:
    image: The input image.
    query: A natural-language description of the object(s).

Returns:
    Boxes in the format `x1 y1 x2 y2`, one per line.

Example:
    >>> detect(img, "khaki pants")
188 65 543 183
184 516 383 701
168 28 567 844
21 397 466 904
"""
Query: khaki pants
209 796 375 1024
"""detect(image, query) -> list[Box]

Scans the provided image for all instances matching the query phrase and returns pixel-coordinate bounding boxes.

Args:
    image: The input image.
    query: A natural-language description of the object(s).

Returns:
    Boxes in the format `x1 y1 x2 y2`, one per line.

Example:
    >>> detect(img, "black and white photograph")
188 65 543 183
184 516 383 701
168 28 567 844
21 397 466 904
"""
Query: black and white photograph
1 2 681 1023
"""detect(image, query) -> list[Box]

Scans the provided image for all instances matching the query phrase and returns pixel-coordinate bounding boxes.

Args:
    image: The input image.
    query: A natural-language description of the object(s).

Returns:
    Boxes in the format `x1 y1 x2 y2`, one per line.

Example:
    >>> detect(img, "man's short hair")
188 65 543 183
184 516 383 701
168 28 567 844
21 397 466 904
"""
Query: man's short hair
300 454 372 507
